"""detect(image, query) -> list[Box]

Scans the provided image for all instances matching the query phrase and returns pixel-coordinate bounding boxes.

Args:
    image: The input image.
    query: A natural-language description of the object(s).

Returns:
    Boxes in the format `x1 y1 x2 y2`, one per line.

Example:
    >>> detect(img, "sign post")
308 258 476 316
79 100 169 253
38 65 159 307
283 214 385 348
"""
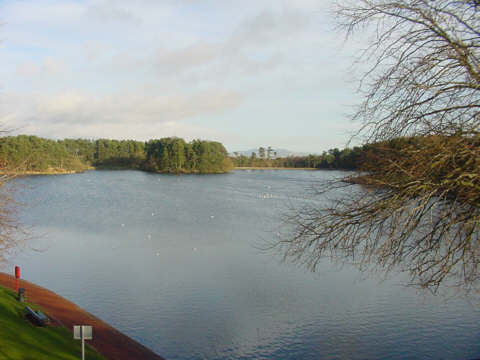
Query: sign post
74 325 93 360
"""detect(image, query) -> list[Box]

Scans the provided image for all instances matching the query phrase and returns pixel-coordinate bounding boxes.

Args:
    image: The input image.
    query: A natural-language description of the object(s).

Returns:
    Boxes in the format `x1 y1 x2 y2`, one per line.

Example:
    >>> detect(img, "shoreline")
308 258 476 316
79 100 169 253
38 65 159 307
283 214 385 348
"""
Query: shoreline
0 272 164 360
0 170 83 176
234 166 318 170
1 166 231 176
1 167 349 177
0 167 95 176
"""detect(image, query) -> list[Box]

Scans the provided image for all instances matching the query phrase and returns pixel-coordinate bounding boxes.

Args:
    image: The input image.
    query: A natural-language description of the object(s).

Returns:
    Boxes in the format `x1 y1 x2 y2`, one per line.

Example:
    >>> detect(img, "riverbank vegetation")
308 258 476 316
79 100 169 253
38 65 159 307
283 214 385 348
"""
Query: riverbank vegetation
0 136 91 173
0 135 367 175
231 146 363 170
0 135 233 174
3 134 462 177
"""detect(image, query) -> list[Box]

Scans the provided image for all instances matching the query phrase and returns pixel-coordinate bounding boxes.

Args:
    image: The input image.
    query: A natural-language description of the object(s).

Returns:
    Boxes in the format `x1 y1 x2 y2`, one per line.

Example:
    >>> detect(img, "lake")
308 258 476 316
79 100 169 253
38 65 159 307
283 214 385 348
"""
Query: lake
7 170 480 359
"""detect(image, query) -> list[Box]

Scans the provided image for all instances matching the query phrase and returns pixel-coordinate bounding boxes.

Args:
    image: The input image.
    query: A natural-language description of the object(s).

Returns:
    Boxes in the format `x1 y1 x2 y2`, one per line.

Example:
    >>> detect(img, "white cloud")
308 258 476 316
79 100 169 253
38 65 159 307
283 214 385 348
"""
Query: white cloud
86 1 142 24
83 41 106 62
0 0 359 151
150 8 315 76
15 62 40 78
5 1 84 25
0 88 244 140
15 57 68 80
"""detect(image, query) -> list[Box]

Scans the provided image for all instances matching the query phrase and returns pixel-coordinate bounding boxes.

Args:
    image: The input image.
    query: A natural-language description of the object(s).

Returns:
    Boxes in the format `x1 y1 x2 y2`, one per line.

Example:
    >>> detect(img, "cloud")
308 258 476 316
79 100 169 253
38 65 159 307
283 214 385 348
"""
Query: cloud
15 62 40 78
231 9 313 47
15 57 68 79
0 0 357 151
141 7 321 92
86 0 142 25
5 1 84 26
1 88 244 140
154 43 220 72
83 41 106 62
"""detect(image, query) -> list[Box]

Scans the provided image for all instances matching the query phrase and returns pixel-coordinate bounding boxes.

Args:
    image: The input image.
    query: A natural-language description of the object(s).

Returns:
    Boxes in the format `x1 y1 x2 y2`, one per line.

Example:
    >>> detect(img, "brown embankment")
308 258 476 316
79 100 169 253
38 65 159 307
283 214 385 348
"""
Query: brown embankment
0 272 164 360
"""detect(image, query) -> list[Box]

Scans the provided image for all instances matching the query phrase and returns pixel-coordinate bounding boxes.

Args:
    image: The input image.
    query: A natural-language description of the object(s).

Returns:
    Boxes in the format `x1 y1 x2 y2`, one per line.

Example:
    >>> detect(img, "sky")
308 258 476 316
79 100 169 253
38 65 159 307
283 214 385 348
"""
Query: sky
0 0 363 153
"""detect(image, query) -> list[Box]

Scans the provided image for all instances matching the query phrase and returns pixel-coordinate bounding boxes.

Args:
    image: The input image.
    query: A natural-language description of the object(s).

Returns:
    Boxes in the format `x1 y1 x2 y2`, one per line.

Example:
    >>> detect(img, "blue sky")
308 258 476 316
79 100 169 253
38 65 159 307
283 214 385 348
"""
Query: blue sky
0 0 363 153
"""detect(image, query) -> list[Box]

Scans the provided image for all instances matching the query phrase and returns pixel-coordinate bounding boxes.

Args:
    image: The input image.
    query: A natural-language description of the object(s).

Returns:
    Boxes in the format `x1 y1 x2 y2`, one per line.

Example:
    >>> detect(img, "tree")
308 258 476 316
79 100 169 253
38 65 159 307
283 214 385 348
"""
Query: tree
267 146 273 160
0 132 25 263
171 138 186 172
0 175 22 263
258 147 265 160
278 0 480 293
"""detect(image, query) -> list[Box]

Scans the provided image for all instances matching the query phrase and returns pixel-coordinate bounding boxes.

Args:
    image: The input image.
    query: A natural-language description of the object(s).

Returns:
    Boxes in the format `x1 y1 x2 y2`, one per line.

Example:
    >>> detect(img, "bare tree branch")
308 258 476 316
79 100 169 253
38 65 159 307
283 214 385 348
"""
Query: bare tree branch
279 0 480 293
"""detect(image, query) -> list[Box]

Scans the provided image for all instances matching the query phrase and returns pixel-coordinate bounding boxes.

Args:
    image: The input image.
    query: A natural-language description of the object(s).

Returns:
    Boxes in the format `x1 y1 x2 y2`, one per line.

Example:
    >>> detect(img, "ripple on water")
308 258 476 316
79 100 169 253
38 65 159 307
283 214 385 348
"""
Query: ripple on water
8 170 480 360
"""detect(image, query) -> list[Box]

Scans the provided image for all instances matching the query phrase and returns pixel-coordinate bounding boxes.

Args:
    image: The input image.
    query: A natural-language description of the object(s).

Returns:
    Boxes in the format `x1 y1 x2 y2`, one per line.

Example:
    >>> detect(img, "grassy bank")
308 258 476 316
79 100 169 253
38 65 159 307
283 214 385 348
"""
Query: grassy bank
0 285 104 360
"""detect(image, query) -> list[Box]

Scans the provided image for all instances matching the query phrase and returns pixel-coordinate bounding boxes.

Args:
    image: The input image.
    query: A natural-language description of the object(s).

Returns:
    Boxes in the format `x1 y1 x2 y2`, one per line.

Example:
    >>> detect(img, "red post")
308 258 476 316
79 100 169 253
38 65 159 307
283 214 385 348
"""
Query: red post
14 266 20 292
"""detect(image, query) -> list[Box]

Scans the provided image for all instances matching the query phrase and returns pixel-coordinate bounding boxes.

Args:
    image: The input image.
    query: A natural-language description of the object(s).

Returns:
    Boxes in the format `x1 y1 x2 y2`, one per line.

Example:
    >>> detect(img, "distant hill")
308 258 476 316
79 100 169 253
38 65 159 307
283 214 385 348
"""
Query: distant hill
231 148 314 157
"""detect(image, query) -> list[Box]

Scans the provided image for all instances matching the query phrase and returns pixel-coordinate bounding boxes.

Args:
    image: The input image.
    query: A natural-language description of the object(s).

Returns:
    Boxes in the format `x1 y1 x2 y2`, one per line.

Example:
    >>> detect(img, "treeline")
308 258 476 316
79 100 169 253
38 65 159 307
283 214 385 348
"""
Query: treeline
232 138 463 170
2 134 450 174
61 138 146 169
232 146 365 170
144 138 233 173
0 135 232 174
0 135 88 172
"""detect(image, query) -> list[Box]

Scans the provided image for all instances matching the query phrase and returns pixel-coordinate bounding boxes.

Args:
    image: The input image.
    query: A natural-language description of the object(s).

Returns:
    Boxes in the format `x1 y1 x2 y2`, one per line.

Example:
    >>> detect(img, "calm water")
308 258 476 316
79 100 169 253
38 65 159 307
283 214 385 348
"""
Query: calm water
7 170 480 359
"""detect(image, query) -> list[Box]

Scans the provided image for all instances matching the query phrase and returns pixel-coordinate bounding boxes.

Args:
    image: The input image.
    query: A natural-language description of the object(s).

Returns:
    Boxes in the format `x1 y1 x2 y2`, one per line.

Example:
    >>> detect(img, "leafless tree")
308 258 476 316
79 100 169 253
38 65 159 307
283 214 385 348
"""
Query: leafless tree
342 0 480 141
0 176 22 263
0 131 26 264
278 0 480 293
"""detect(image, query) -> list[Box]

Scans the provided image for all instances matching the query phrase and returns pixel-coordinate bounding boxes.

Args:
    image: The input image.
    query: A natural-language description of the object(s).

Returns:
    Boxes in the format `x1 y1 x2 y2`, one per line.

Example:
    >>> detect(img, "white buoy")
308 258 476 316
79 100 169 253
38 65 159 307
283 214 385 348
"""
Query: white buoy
121 223 125 227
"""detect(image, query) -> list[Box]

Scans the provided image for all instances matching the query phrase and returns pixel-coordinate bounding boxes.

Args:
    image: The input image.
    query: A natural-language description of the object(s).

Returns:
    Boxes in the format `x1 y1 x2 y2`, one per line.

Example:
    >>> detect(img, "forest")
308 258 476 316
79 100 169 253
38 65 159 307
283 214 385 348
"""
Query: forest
144 138 233 174
0 135 233 174
231 146 364 170
0 135 368 174
0 134 452 175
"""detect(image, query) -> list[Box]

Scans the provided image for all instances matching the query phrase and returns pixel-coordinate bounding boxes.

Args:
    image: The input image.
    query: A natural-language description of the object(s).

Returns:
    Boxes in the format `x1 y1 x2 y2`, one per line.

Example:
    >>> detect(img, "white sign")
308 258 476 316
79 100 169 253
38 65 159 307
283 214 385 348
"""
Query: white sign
74 325 93 360
74 325 93 340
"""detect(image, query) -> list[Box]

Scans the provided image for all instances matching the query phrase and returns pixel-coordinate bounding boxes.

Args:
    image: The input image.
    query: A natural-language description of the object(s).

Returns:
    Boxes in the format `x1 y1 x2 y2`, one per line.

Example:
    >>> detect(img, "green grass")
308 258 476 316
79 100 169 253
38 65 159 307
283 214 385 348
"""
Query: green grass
0 286 105 360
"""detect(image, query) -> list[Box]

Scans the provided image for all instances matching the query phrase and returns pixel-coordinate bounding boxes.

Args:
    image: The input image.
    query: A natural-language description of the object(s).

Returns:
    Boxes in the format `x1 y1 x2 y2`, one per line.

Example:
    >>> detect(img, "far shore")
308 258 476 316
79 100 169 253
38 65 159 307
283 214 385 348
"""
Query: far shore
0 166 342 177
0 170 80 176
0 168 93 176
0 167 231 176
234 166 318 170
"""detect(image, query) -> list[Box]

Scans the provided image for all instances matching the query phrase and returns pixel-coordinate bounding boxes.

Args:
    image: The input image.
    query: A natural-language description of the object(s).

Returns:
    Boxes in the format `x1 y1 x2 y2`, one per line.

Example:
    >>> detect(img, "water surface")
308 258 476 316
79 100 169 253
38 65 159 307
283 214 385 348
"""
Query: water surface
8 170 480 359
